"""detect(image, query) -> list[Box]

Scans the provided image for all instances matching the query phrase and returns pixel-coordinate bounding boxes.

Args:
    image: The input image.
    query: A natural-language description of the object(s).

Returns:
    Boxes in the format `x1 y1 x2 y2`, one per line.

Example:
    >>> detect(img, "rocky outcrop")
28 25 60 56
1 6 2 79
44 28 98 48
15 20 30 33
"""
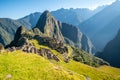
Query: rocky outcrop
33 28 43 36
34 35 69 62
59 22 94 53
81 34 95 54
5 26 26 48
35 10 94 54
13 26 26 45
8 37 59 62
6 26 70 62
39 48 59 61
59 22 82 48
35 10 64 42
5 26 60 62
34 35 68 54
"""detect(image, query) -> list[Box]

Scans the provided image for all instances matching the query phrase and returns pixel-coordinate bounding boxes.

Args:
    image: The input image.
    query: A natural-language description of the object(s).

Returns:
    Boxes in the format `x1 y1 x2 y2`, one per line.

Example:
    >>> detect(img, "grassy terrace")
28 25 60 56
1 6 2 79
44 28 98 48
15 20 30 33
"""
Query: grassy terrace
0 40 120 80
0 50 120 80
0 51 84 80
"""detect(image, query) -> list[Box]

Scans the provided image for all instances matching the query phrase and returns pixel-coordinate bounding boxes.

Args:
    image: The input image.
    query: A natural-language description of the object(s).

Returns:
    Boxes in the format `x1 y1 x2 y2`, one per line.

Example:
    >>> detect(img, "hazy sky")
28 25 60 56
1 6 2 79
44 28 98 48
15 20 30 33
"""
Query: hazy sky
0 0 116 19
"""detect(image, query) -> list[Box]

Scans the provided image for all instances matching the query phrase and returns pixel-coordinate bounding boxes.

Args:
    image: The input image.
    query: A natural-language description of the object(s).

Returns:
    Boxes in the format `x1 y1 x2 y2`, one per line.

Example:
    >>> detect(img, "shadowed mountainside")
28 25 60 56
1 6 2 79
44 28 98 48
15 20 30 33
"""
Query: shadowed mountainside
96 29 120 67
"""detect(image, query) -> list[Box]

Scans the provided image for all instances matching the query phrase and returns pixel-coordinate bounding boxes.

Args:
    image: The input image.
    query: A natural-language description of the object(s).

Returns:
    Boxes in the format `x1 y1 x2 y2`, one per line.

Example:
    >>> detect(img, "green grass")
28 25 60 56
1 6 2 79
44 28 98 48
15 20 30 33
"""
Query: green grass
72 47 109 67
0 51 84 80
29 39 72 61
0 50 120 80
98 66 120 80
67 45 73 58
60 60 120 80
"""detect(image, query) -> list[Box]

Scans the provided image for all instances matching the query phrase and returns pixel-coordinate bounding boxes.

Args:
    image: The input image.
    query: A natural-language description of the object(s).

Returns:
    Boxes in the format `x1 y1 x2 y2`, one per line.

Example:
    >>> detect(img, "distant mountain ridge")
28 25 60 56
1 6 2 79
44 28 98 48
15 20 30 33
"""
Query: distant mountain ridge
51 8 93 26
93 14 120 51
16 7 106 53
18 6 106 28
79 0 120 51
0 10 95 54
52 6 107 25
18 12 41 28
0 5 110 54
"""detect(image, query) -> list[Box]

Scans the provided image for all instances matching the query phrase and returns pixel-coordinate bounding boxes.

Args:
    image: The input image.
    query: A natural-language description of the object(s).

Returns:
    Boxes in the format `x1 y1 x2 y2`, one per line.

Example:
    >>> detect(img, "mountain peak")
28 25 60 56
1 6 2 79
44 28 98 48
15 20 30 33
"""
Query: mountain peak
35 10 64 42
43 10 50 14
42 10 51 18
13 26 26 44
36 10 55 33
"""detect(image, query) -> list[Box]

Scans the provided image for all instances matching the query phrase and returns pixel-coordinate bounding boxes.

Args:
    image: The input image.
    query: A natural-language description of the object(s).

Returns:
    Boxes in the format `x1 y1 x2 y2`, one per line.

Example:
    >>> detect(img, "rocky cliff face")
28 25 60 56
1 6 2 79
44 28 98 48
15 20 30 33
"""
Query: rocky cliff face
35 11 94 54
6 26 108 67
36 10 64 42
81 34 95 54
96 29 120 67
6 26 69 62
34 35 68 54
59 22 94 53
8 37 60 62
59 22 82 48
5 26 26 48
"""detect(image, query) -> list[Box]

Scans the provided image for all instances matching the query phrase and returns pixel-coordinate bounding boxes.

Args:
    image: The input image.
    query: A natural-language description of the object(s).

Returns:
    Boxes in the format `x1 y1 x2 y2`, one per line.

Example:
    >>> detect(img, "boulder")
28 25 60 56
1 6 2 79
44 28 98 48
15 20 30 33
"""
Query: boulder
39 48 59 62
8 46 16 52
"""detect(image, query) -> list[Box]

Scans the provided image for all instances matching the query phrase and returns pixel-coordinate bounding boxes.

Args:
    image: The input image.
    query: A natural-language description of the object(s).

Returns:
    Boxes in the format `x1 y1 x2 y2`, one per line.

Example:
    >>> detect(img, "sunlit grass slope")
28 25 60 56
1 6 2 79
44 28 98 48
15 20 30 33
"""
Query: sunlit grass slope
60 60 120 80
0 50 120 80
30 39 73 61
0 51 84 80
31 40 120 80
0 39 120 80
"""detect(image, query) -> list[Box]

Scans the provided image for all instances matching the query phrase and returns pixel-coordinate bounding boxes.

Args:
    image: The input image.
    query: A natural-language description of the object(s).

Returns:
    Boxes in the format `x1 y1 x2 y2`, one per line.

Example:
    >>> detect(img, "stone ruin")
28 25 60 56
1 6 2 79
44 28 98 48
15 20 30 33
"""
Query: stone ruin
7 37 59 62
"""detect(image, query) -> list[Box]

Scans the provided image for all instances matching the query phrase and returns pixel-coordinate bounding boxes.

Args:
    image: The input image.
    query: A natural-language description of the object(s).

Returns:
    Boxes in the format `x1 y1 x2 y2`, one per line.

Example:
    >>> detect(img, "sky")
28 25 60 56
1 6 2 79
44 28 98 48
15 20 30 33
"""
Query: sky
0 0 116 19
